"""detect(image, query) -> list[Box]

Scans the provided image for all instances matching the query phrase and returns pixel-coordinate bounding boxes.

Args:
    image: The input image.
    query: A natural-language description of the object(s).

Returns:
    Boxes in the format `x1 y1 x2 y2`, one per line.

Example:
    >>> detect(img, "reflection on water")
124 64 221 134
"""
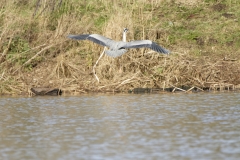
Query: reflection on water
0 92 240 159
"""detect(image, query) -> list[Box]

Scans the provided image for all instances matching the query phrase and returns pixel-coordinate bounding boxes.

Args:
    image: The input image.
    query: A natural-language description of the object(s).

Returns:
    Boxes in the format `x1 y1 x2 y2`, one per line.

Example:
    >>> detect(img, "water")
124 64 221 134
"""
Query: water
0 92 240 160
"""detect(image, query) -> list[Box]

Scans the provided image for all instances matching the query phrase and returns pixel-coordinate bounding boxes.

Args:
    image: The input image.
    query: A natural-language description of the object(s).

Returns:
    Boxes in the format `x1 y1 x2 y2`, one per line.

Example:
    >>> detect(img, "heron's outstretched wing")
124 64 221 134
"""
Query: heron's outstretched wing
68 34 113 48
123 40 170 54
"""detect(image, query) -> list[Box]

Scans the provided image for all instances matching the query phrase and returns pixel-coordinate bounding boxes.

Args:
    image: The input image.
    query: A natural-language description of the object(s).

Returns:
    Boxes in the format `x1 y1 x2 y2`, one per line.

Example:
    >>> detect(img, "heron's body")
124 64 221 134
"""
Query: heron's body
68 28 170 58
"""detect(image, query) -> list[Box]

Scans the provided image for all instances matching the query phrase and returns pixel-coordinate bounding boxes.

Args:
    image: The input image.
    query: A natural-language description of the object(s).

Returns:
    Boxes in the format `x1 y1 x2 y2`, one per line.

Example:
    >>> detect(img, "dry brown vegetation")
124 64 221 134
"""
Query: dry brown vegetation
0 0 240 95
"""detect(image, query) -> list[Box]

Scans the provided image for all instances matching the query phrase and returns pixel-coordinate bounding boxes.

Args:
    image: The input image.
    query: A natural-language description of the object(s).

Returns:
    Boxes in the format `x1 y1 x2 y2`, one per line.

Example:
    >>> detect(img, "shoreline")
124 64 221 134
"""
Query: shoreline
1 85 240 96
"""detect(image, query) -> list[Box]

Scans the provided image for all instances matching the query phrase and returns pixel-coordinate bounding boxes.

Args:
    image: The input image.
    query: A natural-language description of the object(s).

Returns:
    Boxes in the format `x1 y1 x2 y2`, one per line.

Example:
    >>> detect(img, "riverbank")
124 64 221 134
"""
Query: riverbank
0 0 240 95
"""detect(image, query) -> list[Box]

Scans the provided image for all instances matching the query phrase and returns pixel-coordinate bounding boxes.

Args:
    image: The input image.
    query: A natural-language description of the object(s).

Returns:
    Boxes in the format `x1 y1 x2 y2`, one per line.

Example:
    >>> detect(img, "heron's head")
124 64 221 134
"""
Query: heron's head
123 28 129 33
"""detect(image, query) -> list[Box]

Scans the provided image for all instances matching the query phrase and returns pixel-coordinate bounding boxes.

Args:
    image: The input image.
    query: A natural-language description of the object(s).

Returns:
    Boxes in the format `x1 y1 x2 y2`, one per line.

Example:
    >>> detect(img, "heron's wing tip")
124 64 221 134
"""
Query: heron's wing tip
67 34 90 40
67 35 76 39
164 49 170 54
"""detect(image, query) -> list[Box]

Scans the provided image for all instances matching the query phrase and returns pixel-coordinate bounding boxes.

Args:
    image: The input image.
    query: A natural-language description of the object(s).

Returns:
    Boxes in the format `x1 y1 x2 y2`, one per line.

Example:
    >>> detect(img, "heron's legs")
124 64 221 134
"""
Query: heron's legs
93 46 107 83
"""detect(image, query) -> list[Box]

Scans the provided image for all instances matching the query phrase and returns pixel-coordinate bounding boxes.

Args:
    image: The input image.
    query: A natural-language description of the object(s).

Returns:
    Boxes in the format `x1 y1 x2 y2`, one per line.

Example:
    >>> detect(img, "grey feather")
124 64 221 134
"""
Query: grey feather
67 34 90 40
105 49 127 58
123 40 169 54
68 34 113 48
67 28 170 58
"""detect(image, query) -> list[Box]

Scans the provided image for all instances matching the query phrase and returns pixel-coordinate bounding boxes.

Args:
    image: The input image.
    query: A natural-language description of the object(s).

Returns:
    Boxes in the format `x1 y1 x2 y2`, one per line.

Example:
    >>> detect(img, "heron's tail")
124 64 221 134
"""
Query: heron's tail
105 49 127 58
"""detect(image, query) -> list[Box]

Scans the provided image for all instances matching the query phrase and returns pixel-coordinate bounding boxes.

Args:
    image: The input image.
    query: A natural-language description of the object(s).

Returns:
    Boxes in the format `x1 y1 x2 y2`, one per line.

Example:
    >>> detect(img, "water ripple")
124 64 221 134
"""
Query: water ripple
0 92 240 159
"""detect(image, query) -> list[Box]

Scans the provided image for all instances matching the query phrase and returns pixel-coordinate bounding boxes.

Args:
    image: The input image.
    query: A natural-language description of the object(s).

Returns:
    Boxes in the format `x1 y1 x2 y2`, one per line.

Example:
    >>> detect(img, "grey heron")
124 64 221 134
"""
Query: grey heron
67 28 170 58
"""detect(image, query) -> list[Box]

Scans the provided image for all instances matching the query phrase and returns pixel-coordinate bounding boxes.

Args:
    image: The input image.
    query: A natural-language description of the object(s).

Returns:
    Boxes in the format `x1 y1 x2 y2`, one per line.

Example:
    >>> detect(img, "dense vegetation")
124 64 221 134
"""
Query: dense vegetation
0 0 240 95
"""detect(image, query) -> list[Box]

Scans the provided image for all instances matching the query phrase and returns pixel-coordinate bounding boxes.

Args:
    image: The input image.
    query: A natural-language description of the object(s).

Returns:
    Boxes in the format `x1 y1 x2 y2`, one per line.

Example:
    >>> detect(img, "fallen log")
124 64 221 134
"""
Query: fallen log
31 88 62 96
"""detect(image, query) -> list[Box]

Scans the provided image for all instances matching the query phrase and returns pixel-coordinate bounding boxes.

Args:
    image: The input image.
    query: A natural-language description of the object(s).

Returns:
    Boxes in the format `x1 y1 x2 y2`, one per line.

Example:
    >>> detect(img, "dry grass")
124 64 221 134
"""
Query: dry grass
1 0 240 95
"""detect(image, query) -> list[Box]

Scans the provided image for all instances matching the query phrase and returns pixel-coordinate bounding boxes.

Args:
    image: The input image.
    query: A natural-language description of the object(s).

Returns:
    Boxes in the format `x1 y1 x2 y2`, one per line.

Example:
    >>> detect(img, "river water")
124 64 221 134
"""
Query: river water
0 92 240 160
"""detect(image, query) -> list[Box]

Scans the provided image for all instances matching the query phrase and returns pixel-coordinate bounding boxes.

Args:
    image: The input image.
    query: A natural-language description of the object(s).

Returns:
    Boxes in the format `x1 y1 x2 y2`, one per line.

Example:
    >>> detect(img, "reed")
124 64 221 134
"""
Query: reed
0 0 240 95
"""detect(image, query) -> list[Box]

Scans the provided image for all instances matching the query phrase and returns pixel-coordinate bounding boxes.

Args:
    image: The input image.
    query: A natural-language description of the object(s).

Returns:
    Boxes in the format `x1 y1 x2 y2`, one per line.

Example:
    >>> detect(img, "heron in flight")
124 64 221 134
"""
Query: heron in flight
67 28 170 58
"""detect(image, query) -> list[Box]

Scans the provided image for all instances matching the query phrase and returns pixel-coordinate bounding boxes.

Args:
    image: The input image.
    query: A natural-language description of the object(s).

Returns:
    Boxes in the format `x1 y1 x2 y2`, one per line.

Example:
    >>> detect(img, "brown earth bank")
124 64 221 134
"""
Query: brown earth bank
0 0 240 95
2 52 240 95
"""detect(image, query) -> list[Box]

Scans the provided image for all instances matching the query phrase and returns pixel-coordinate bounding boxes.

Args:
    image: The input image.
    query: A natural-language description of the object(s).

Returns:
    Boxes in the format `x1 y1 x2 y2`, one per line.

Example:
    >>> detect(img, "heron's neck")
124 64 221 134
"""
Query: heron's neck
122 31 127 42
